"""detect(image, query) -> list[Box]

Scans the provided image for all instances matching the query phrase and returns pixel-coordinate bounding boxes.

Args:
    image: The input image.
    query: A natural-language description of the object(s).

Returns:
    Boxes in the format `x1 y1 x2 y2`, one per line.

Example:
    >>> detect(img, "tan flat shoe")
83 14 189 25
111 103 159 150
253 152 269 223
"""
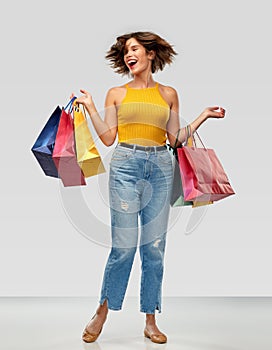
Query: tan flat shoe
82 326 102 343
144 328 167 344
82 315 103 343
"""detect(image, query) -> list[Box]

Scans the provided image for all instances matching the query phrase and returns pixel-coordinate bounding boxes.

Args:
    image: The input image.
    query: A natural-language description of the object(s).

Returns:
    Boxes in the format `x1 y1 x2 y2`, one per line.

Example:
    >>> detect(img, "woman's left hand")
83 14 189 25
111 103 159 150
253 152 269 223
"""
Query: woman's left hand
201 106 226 120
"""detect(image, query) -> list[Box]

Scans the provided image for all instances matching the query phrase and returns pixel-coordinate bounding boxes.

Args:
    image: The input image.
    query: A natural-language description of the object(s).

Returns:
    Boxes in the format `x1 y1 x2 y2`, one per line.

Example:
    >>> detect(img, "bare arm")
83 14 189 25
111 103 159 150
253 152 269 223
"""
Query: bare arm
73 88 118 146
165 87 226 147
189 106 226 136
166 87 184 147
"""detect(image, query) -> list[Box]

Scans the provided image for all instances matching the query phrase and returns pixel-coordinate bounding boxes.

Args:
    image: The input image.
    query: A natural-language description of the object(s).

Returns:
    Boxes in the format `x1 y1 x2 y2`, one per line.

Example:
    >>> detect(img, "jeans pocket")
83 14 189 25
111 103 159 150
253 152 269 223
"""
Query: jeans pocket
111 152 132 161
110 149 134 170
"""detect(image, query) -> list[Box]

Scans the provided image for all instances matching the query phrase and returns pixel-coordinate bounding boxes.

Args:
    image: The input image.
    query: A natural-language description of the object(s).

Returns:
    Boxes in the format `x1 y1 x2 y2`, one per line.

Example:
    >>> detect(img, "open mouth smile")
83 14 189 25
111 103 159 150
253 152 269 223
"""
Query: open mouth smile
127 59 138 69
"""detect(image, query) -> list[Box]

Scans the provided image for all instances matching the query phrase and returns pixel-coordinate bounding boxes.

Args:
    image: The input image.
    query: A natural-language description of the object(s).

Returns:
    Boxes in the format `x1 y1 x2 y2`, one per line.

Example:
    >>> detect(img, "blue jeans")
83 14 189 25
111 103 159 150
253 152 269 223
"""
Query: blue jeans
99 144 173 314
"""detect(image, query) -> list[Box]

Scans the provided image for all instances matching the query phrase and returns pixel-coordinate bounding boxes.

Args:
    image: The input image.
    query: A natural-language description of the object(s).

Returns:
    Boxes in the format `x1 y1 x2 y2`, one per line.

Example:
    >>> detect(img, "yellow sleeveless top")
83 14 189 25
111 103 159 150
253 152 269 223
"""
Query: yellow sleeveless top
117 83 170 146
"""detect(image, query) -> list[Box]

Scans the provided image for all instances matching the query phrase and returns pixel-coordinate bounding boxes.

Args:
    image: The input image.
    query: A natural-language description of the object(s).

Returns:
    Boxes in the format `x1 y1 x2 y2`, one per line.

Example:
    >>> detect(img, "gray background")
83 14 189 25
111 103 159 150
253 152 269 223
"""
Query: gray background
0 0 271 296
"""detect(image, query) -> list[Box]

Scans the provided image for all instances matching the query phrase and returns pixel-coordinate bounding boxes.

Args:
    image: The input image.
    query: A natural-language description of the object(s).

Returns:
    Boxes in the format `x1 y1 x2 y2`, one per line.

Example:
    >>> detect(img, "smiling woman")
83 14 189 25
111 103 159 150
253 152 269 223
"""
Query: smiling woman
105 32 177 75
72 30 226 345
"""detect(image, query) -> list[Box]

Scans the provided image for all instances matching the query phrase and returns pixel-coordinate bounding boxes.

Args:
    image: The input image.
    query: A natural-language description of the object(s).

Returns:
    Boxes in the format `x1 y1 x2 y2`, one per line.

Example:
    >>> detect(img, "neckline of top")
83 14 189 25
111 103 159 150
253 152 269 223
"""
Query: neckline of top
125 82 159 90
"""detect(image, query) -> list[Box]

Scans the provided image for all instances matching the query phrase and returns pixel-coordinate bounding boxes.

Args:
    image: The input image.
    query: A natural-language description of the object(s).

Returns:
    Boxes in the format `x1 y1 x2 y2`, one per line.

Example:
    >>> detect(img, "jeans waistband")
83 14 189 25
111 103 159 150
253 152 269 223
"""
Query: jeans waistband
118 142 167 152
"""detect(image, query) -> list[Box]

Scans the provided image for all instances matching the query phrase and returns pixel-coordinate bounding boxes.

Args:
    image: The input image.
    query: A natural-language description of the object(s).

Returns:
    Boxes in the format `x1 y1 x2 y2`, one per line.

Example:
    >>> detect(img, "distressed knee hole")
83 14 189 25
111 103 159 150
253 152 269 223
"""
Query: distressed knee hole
121 200 129 211
153 239 161 248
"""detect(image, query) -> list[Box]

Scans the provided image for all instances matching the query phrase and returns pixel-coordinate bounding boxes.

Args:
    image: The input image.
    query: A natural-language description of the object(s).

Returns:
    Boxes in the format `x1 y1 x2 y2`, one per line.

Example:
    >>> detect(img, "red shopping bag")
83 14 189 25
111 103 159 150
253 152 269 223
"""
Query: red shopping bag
177 130 235 202
170 126 213 207
52 98 86 187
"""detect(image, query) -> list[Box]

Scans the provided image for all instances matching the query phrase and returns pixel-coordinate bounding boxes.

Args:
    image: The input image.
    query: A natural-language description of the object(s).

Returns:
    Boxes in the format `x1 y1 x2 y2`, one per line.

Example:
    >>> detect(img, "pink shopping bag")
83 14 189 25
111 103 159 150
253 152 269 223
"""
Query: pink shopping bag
52 98 86 187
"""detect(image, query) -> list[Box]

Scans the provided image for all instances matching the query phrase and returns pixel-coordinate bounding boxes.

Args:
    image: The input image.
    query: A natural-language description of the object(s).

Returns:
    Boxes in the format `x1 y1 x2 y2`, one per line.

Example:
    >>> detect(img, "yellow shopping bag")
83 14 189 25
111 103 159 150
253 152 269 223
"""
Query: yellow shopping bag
73 104 106 177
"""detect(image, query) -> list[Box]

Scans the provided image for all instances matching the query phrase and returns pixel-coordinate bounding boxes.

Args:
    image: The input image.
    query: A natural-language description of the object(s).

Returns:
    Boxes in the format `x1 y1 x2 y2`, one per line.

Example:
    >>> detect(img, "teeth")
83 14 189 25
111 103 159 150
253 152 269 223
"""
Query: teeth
128 60 137 65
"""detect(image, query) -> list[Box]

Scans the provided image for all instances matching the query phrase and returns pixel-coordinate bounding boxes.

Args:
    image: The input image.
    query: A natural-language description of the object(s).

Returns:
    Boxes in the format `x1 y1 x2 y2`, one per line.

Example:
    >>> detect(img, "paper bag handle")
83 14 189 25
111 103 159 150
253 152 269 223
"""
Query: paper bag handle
64 96 77 112
173 126 190 149
73 103 88 121
189 125 206 150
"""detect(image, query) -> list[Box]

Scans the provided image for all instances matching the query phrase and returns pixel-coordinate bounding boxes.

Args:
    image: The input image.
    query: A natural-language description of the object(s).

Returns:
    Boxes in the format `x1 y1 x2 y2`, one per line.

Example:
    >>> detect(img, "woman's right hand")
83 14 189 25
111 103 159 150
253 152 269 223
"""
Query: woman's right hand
70 89 94 109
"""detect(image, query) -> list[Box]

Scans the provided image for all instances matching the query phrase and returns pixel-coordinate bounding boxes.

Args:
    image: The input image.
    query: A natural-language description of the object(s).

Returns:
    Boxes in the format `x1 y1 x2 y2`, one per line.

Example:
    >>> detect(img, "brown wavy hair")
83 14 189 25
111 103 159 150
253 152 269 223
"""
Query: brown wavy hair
106 31 177 75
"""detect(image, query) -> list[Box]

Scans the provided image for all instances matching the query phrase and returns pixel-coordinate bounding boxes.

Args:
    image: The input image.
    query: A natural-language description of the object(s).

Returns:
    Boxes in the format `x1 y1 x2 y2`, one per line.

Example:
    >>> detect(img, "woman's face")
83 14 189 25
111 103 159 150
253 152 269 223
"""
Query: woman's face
124 37 154 75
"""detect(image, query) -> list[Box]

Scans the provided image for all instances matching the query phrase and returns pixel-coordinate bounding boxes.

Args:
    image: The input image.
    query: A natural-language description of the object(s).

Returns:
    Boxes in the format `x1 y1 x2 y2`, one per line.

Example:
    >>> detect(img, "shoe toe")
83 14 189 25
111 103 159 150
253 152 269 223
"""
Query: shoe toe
82 328 101 343
144 329 167 344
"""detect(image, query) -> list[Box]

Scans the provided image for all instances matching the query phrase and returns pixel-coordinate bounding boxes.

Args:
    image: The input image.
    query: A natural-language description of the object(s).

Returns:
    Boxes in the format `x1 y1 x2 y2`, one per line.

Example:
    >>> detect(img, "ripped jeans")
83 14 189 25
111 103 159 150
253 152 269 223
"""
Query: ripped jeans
99 143 173 314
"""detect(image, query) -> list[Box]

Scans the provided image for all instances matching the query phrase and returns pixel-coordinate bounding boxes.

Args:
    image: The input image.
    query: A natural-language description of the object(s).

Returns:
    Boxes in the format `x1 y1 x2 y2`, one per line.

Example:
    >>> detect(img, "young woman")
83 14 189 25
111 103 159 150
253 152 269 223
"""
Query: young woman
73 31 225 344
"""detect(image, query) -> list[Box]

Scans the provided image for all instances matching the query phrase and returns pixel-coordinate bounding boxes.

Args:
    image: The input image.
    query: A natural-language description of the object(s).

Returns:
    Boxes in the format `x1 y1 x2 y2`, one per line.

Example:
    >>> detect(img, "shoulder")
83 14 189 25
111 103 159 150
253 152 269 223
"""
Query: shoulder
106 85 126 96
158 83 178 97
105 85 127 105
158 83 179 107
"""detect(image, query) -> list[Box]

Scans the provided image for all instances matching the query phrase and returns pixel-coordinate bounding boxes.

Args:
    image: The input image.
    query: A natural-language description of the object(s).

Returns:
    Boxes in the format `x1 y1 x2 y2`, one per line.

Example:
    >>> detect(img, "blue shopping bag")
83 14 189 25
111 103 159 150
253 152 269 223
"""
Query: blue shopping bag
31 106 62 177
31 98 77 178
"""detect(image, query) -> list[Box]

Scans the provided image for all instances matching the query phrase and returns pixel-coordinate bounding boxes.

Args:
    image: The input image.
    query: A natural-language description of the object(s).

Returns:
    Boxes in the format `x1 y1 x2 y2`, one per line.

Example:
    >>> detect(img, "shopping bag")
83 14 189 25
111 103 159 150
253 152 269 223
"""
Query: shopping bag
73 104 106 177
177 128 235 202
52 98 86 187
187 135 213 208
31 106 62 178
170 127 193 206
171 158 193 207
170 126 212 207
